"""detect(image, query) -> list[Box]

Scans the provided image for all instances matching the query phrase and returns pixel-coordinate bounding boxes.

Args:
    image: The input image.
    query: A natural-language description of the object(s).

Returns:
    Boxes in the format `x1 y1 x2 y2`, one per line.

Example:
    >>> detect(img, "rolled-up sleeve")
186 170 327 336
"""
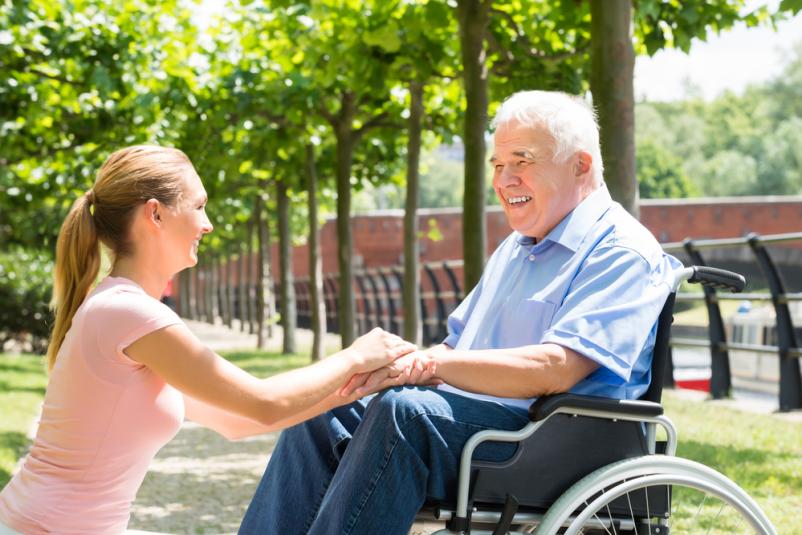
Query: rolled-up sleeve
444 284 480 348
540 245 673 382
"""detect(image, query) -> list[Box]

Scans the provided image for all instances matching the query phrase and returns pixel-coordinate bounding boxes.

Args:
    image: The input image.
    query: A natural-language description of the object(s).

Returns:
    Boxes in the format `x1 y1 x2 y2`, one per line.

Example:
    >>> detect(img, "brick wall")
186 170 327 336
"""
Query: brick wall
278 196 802 279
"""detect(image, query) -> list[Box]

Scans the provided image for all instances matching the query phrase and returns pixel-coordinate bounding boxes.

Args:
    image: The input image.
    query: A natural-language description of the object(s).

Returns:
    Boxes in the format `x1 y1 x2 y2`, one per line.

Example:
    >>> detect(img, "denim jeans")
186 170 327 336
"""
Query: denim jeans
239 386 530 535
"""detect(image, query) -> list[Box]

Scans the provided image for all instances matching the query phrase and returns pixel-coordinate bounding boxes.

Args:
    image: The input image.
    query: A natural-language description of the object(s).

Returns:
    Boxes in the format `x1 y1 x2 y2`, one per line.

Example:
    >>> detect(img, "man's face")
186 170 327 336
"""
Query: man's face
491 120 590 240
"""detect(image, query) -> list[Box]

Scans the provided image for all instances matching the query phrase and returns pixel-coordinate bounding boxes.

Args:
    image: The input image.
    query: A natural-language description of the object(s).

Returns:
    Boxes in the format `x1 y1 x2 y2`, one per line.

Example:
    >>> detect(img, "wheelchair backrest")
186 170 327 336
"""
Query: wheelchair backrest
639 292 677 404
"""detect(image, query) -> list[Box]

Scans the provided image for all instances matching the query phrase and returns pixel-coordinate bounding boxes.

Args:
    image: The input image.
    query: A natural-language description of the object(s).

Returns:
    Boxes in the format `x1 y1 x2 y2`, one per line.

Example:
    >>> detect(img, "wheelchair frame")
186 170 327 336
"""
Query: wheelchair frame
420 266 777 535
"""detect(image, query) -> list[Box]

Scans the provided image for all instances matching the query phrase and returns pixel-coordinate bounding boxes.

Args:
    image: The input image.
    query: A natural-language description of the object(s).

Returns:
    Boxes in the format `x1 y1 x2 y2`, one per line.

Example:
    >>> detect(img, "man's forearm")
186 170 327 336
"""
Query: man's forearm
430 343 598 399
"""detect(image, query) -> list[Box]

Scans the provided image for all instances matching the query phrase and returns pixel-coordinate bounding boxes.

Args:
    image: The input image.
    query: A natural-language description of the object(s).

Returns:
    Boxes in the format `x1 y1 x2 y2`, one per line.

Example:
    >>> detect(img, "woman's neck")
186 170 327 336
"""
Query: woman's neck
110 257 171 300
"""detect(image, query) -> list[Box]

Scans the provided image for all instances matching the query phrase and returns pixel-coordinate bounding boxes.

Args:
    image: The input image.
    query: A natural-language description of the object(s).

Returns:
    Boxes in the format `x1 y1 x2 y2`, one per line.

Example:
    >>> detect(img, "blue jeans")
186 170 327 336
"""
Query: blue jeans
239 386 530 535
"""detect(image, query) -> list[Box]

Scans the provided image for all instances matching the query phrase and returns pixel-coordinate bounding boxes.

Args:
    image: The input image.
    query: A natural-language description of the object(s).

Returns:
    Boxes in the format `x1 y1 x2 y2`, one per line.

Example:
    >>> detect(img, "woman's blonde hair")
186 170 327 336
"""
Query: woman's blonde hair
47 145 194 370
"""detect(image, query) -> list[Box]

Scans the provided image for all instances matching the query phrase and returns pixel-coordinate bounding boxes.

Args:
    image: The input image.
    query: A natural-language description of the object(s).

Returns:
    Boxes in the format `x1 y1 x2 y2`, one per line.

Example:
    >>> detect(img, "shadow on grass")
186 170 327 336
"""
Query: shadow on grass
0 430 30 487
0 380 45 396
0 356 46 375
678 438 802 493
222 351 308 378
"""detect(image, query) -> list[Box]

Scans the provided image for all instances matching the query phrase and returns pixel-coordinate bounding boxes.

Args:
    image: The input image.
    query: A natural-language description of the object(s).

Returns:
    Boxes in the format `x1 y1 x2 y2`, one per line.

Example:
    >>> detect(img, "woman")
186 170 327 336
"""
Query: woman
0 146 434 534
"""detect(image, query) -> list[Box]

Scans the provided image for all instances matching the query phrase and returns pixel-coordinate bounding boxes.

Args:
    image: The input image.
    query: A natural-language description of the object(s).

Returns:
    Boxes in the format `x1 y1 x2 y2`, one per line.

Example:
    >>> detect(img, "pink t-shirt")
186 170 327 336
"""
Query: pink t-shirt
0 277 184 534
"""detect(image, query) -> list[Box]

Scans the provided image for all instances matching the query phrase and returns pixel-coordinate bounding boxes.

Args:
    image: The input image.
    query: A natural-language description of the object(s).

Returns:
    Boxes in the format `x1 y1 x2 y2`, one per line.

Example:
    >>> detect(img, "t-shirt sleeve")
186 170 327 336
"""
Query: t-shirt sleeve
540 245 673 383
91 289 183 366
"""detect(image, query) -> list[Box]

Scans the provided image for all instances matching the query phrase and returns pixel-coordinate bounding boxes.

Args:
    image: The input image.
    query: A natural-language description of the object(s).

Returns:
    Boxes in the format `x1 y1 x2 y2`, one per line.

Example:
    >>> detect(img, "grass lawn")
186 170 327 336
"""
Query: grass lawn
672 298 745 326
662 391 802 532
0 353 48 487
2 351 801 532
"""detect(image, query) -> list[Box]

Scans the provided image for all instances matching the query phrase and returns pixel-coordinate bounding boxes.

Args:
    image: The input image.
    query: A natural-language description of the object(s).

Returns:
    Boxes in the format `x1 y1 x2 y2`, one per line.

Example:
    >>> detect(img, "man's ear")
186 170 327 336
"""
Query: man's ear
574 151 592 177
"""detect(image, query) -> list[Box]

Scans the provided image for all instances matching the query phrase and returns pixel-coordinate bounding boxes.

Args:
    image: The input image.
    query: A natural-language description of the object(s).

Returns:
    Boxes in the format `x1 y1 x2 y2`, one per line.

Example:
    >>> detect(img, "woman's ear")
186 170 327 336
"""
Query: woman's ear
144 198 162 226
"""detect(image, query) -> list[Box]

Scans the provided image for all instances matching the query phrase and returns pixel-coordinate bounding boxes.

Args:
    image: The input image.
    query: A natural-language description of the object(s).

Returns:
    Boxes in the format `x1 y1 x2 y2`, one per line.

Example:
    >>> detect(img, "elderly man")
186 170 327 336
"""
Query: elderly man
239 90 680 535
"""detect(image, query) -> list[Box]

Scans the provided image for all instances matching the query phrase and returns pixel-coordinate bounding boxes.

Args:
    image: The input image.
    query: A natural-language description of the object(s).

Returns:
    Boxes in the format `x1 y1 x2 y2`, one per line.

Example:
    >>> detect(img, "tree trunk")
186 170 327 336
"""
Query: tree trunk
238 243 248 331
334 93 357 347
255 193 272 349
223 251 233 328
306 143 326 362
457 0 491 293
590 0 637 216
277 181 297 354
209 257 219 324
263 194 276 339
178 269 190 318
403 80 424 344
191 267 199 320
247 219 257 334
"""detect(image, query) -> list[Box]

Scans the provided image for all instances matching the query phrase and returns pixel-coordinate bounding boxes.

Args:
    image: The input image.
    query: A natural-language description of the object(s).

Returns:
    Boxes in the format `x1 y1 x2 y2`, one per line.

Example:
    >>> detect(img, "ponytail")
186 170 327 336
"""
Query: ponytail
47 191 101 370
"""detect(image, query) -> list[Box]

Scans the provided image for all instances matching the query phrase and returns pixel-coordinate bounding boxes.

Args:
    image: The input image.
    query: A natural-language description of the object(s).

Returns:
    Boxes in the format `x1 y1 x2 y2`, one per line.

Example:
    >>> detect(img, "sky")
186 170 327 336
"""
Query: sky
635 7 802 102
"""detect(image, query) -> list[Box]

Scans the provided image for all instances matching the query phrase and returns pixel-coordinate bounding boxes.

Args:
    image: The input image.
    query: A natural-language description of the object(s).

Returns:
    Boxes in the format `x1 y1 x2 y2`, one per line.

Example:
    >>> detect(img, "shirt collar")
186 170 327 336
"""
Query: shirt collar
515 185 613 252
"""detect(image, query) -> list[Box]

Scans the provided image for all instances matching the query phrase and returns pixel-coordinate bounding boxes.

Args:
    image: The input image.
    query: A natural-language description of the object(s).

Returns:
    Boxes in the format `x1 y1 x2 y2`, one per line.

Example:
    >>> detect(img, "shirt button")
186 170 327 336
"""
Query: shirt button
528 254 536 261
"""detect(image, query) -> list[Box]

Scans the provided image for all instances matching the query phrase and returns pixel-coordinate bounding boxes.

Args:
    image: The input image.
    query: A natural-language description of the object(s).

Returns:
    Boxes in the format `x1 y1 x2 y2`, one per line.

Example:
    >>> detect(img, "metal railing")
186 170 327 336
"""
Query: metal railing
292 232 802 412
662 232 802 411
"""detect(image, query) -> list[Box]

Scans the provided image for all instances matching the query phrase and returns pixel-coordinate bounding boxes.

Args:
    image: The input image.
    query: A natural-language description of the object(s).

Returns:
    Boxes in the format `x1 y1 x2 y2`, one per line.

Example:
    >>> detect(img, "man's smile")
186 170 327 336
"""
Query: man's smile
506 195 532 206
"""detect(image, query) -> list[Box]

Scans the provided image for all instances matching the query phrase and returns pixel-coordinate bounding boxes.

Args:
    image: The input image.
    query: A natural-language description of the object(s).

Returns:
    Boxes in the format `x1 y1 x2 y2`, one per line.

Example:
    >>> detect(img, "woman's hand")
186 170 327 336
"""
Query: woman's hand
345 327 417 373
338 350 441 400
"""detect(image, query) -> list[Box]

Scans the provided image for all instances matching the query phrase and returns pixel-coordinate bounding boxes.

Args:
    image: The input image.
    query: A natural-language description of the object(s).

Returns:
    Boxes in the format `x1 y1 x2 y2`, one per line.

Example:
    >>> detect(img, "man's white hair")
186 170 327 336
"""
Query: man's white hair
491 90 604 186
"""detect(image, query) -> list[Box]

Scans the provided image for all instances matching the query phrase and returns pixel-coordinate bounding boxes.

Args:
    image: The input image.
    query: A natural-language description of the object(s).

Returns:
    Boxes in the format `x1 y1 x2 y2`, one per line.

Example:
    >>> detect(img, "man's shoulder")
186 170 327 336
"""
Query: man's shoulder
592 204 665 267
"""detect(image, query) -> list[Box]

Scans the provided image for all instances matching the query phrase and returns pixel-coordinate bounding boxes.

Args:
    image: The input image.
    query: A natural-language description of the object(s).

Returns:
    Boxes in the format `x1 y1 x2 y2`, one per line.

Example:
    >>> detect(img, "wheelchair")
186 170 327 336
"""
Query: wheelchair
416 265 777 534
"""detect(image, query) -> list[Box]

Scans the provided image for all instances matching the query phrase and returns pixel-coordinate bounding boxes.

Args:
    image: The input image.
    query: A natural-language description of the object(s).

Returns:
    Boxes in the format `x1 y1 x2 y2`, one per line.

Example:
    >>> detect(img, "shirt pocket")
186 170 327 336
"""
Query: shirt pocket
499 298 558 348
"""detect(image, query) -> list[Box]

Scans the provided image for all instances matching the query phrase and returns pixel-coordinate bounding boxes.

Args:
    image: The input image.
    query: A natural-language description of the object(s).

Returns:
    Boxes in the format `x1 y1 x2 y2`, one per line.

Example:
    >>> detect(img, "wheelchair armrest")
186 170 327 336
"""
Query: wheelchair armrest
528 393 664 422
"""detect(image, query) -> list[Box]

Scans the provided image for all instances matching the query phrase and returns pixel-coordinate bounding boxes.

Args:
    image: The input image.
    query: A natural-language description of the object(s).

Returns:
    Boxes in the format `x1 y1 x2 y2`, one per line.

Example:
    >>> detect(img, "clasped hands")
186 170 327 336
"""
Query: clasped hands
340 328 445 400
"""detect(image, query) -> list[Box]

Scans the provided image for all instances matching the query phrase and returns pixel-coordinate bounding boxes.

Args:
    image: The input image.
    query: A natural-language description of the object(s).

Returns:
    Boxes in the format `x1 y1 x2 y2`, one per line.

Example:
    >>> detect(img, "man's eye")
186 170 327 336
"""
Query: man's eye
494 164 504 172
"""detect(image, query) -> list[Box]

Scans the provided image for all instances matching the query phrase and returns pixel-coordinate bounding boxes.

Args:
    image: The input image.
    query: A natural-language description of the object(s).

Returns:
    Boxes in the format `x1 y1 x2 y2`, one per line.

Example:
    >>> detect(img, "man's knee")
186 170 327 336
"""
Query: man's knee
364 387 451 429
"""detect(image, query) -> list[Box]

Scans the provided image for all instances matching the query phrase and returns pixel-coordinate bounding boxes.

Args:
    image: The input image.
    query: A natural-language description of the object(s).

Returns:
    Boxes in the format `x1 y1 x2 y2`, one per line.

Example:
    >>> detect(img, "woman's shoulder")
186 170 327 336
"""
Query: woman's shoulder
85 277 178 323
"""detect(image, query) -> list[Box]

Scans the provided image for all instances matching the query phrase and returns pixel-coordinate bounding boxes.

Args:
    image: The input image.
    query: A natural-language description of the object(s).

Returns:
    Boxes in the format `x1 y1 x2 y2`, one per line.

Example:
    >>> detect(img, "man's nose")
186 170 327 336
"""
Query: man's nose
497 166 521 187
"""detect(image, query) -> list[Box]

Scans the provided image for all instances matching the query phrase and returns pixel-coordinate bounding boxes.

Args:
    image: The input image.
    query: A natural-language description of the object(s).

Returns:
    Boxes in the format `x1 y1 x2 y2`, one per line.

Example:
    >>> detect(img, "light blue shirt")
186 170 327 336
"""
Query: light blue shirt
440 186 682 410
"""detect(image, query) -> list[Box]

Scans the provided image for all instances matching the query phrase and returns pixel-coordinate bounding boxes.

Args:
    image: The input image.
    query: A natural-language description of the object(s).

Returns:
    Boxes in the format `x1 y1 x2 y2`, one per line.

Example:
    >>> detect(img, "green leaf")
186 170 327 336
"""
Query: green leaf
362 23 401 53
780 0 802 14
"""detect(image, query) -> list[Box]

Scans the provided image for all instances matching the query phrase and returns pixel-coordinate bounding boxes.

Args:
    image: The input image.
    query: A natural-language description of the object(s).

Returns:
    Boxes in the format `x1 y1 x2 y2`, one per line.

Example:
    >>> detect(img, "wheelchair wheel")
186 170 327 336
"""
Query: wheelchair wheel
535 455 776 535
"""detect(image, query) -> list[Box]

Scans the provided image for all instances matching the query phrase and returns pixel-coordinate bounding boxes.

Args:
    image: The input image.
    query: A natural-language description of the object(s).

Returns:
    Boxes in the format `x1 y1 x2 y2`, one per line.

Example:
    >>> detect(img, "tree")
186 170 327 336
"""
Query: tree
637 141 697 199
0 0 199 249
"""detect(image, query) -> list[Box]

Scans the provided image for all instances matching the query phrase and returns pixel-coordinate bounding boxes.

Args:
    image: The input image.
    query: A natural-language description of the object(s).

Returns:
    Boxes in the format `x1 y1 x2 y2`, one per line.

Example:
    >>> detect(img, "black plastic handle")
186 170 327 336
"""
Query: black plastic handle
688 266 746 293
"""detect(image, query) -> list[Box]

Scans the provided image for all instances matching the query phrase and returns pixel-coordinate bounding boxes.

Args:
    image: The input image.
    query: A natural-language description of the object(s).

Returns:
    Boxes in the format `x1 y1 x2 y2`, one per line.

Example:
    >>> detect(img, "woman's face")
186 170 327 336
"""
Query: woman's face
162 171 213 271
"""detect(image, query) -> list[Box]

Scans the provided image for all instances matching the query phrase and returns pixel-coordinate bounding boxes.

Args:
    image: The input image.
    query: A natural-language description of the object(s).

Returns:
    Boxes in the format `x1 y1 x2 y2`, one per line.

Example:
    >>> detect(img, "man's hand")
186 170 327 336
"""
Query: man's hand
338 350 441 399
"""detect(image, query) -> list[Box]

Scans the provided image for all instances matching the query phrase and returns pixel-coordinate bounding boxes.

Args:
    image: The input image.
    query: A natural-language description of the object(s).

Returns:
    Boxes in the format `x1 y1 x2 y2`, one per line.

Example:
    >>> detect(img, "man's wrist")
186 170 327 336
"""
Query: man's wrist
426 347 449 381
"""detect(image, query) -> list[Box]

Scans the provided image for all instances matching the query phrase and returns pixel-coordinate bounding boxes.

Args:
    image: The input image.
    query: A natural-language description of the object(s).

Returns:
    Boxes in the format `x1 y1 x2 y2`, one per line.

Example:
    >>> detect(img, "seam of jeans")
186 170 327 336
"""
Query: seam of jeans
342 410 427 534
303 451 339 534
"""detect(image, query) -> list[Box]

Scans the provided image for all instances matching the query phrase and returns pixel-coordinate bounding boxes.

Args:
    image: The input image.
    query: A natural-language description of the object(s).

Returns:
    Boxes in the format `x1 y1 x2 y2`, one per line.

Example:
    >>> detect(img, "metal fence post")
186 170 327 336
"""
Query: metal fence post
324 276 339 334
683 239 732 399
442 261 463 304
354 272 371 336
365 270 384 330
423 264 448 344
378 269 400 336
747 233 802 411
